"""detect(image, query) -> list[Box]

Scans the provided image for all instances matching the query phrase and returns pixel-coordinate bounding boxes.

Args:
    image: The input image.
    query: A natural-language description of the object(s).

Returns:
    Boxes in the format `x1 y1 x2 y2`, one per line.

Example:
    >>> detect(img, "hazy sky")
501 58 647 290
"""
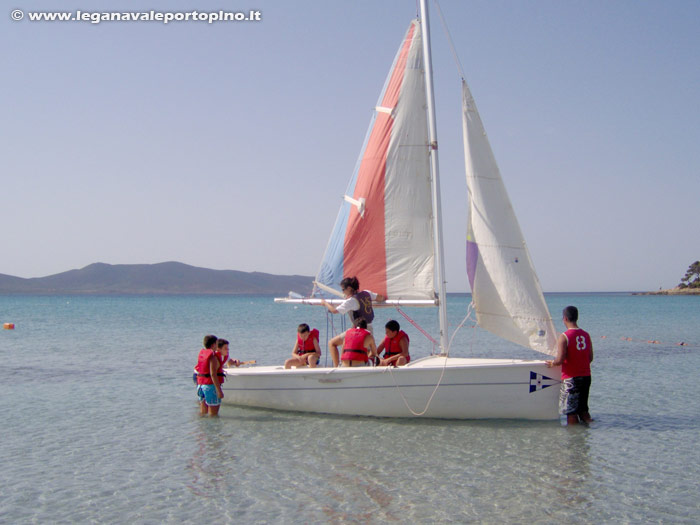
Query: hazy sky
3 0 698 291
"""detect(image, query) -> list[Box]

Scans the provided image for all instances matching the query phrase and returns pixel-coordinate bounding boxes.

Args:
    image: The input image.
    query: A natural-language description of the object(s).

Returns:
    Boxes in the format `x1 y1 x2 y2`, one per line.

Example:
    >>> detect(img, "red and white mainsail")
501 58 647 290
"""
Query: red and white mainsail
315 20 435 302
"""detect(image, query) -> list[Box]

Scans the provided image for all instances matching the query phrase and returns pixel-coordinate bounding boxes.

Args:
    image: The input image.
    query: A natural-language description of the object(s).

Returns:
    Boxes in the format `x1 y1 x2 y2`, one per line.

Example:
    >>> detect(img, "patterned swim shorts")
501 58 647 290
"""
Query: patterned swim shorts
197 384 221 407
559 376 591 415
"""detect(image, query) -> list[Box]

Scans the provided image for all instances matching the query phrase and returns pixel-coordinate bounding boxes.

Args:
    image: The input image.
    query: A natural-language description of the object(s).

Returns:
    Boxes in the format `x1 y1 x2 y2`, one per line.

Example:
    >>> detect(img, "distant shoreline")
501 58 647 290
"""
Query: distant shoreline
0 262 314 296
633 288 700 296
2 262 697 296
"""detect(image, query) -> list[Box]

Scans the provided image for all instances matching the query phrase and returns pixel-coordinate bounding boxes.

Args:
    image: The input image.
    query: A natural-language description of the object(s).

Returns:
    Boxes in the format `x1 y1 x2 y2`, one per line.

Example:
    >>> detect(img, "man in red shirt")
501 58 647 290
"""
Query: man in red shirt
546 306 594 425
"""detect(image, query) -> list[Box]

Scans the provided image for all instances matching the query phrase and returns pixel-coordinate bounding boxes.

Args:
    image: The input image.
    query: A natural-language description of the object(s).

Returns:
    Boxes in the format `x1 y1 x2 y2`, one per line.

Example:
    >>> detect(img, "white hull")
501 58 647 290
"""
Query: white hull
221 356 561 420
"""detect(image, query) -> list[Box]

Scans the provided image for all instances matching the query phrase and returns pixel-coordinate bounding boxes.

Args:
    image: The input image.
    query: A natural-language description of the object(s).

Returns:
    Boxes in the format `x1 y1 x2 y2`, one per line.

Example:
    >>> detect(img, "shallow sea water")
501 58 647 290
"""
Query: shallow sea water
1 293 699 523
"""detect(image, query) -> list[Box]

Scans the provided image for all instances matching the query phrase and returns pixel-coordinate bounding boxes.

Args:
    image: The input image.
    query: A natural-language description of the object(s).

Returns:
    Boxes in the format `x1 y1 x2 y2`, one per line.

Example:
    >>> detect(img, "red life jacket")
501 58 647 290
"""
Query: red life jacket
196 348 218 385
382 330 409 358
296 328 320 355
343 327 370 353
215 350 226 384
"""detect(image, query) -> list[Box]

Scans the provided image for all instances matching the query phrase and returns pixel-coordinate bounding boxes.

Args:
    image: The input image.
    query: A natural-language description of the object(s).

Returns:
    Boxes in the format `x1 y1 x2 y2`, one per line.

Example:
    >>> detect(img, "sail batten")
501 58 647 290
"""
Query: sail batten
462 80 557 356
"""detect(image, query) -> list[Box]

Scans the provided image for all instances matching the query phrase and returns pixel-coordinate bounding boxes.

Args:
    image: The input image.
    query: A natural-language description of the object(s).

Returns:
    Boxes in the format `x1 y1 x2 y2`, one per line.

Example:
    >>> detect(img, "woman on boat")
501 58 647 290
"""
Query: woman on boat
375 320 410 367
328 319 377 367
284 323 321 369
320 276 385 334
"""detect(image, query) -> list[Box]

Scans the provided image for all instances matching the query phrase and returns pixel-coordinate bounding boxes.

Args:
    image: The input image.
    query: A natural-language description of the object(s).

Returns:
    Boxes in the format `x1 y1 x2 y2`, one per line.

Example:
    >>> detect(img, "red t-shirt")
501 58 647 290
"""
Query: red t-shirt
561 328 592 379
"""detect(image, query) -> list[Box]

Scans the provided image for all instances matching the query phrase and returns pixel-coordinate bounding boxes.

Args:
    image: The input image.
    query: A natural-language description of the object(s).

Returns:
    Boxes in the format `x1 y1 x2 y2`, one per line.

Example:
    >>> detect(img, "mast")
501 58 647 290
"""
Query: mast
419 0 449 354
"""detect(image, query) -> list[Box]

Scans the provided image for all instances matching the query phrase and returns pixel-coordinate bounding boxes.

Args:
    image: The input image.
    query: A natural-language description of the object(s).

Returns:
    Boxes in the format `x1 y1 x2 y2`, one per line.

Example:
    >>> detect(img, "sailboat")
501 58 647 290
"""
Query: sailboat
221 0 561 419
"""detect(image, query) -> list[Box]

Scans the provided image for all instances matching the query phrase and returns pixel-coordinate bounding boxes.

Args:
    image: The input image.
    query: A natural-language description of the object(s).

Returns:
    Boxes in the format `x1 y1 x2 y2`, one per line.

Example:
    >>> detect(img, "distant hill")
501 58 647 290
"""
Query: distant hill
0 262 314 295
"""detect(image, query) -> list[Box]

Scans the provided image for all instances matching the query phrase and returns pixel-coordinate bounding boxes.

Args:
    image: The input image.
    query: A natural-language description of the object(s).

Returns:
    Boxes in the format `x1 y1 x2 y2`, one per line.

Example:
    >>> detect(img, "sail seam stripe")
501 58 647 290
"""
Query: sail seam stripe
469 243 526 249
476 312 553 321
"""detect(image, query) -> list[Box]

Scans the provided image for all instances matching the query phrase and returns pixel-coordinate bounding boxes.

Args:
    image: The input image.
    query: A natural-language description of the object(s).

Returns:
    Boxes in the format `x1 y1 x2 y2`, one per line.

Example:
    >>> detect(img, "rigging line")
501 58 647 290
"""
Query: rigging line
387 357 449 416
445 302 475 356
326 309 345 366
394 305 439 348
387 304 475 416
433 0 466 80
325 312 331 367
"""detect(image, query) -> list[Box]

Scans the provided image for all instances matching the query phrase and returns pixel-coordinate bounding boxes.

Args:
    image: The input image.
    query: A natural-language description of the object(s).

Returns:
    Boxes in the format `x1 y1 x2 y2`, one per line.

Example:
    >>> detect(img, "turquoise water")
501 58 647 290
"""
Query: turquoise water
1 293 699 523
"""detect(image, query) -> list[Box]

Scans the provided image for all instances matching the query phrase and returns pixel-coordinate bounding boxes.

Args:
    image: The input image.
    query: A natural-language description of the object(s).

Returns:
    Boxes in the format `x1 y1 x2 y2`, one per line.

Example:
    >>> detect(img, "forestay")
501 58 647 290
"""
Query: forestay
462 80 557 355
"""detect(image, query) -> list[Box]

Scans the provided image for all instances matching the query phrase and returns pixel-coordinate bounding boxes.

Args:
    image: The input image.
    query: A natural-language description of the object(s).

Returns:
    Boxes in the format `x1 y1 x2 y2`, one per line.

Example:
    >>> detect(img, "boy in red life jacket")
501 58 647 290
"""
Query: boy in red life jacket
192 337 239 384
195 334 224 416
376 320 411 367
217 338 244 368
546 306 594 426
328 319 377 367
284 323 321 369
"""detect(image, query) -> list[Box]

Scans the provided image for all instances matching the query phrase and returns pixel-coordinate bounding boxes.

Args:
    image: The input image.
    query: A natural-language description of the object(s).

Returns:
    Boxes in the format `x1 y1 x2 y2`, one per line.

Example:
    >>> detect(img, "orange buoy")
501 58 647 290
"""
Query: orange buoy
3 323 15 330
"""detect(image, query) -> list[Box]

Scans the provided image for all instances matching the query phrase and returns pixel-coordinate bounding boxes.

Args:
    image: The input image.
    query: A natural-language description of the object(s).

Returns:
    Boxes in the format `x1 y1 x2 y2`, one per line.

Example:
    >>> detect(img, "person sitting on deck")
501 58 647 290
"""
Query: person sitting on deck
376 320 410 367
328 319 377 367
284 323 321 369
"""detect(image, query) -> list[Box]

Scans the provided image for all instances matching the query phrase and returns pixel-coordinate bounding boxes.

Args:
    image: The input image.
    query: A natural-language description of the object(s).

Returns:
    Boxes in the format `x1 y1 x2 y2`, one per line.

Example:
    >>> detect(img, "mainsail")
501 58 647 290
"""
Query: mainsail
462 80 557 355
316 20 436 302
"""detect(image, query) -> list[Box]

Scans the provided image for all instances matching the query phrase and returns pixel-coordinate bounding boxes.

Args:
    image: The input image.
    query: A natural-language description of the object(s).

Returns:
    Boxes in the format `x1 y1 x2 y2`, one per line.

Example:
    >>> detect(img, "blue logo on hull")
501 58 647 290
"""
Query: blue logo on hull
529 371 559 393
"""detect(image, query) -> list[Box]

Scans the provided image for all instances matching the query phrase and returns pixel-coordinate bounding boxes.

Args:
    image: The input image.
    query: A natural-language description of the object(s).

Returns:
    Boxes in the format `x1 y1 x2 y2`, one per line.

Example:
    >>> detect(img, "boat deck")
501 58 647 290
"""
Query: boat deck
223 355 550 376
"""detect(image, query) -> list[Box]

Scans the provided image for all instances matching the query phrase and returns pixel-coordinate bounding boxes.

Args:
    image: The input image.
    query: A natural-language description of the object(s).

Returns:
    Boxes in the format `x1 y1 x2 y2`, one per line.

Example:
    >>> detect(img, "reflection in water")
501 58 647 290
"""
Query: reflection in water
548 427 593 508
181 408 611 522
186 419 238 499
321 462 399 523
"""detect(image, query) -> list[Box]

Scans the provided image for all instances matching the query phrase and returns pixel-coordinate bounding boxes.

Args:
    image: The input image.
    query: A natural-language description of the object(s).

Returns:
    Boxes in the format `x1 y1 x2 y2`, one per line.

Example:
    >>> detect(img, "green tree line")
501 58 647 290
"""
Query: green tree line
679 261 700 289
